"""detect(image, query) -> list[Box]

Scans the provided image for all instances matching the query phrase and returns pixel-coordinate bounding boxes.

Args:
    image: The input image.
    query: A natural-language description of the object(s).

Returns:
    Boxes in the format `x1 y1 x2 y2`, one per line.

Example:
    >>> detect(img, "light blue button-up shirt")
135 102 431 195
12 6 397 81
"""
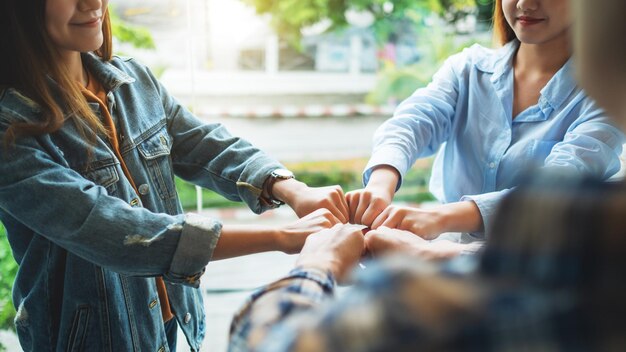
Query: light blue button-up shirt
364 41 624 236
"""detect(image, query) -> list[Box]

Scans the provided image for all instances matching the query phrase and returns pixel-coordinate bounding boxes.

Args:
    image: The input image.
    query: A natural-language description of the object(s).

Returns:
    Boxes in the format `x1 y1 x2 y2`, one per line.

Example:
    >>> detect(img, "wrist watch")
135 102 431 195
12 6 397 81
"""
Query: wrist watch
265 169 295 206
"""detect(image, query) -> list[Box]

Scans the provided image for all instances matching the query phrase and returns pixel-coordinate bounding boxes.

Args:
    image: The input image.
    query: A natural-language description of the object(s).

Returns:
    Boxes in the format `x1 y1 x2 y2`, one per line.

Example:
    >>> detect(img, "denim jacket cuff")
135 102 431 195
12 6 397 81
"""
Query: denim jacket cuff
164 213 222 287
235 157 284 214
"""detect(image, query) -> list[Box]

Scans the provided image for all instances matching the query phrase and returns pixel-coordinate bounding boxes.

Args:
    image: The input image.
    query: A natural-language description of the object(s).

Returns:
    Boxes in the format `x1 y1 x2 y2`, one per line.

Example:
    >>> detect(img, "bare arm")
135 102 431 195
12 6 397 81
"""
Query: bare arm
212 208 341 260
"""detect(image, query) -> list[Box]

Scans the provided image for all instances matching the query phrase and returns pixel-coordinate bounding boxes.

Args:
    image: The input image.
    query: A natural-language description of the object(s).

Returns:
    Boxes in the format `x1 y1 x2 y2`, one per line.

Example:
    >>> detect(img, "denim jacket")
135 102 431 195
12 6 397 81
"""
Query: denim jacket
0 53 282 351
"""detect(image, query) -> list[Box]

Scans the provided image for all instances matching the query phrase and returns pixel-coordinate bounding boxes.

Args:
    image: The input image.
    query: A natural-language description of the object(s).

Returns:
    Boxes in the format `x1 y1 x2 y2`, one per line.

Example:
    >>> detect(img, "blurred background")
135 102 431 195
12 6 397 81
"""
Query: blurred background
0 1 497 351
108 0 495 210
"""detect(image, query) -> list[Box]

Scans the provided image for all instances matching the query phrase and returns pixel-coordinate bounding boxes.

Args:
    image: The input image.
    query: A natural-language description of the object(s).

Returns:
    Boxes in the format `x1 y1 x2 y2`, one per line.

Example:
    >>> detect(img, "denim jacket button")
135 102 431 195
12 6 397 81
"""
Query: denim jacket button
130 198 140 207
138 184 150 195
149 299 158 309
157 345 165 352
184 312 191 324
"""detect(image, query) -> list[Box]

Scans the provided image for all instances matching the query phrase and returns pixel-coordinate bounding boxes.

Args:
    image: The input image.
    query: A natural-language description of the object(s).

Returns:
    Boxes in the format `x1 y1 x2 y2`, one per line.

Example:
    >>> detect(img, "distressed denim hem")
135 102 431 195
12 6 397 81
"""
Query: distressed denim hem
165 213 222 287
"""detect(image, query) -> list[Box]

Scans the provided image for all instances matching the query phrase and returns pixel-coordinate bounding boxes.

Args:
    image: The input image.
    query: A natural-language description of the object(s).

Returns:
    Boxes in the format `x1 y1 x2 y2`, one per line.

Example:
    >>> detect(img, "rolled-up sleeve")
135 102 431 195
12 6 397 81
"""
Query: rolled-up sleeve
543 114 624 179
165 213 222 287
461 189 513 237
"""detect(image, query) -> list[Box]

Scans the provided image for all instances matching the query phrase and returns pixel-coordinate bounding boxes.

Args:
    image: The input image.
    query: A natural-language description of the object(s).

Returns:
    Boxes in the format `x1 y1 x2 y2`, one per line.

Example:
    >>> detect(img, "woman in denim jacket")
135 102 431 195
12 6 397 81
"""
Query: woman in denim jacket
0 0 351 351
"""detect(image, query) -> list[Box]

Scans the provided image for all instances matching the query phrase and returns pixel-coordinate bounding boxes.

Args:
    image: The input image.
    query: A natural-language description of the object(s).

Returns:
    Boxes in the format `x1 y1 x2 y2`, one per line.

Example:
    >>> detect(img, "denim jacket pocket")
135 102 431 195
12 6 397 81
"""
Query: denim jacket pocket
82 163 120 195
66 305 90 352
136 125 176 200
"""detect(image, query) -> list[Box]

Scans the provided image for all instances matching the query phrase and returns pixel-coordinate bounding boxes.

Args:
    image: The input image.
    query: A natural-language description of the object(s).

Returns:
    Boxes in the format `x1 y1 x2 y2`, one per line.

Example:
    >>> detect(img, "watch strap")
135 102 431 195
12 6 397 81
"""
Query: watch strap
263 169 294 207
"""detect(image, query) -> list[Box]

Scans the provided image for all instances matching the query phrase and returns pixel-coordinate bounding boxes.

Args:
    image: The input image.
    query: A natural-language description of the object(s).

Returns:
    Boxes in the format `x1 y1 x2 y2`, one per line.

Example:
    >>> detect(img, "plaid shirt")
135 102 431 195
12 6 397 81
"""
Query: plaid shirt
229 175 626 351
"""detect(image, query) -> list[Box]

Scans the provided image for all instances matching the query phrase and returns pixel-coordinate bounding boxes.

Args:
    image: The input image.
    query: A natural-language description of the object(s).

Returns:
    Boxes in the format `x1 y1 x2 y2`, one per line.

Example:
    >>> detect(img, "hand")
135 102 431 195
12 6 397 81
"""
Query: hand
365 227 465 261
273 179 349 223
345 186 393 226
346 165 398 226
296 223 366 283
371 201 483 240
278 208 342 254
371 205 445 240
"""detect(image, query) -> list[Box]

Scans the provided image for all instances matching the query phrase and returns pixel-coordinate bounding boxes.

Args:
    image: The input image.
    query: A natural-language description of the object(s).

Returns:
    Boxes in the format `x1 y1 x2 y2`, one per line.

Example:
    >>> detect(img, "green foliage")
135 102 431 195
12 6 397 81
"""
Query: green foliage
367 25 491 104
109 6 156 50
366 61 435 105
175 164 434 211
175 178 243 210
242 0 476 43
395 166 435 203
0 223 17 332
296 165 435 203
240 0 489 104
295 169 360 189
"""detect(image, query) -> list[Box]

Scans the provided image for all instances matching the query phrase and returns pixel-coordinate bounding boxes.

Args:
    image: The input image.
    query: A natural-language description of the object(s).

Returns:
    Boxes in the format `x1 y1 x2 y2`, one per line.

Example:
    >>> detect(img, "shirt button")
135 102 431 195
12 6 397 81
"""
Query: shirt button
488 162 496 169
138 184 150 195
184 312 192 324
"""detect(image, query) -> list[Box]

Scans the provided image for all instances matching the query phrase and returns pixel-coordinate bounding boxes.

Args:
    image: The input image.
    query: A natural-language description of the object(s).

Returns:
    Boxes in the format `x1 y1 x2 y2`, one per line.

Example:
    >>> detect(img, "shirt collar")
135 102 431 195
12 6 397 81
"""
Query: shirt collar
539 57 577 113
81 52 135 92
476 40 578 120
475 40 519 79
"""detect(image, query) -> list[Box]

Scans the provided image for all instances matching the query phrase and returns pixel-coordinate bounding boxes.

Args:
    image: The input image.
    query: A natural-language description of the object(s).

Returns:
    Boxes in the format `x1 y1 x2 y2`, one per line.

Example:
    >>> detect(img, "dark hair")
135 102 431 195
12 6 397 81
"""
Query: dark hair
0 0 112 145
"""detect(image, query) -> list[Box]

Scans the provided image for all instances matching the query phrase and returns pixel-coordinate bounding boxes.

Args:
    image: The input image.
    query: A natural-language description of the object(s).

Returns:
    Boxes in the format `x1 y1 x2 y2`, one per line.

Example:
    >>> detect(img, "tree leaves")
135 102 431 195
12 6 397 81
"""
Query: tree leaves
241 0 476 41
0 223 17 332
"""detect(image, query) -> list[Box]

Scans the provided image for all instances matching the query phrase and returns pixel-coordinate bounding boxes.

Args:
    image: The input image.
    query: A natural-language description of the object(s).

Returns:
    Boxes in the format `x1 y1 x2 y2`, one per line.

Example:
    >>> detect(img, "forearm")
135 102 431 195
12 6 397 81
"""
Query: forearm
437 201 484 234
211 224 282 260
270 178 308 207
366 165 400 197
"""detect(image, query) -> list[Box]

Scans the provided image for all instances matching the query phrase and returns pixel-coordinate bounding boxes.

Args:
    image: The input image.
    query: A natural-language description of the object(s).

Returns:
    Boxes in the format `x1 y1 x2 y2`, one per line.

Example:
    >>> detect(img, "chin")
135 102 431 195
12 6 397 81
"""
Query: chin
80 42 104 53
517 36 550 45
516 31 568 46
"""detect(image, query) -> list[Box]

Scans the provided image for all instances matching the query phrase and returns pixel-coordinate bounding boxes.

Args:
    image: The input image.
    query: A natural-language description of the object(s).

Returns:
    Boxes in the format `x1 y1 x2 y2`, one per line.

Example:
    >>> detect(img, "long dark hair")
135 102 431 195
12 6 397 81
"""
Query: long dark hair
0 0 112 145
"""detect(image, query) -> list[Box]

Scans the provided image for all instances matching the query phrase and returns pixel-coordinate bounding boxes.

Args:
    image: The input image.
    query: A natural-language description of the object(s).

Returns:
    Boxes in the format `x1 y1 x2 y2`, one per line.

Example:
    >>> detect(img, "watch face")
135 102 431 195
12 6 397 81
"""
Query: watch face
273 169 294 178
